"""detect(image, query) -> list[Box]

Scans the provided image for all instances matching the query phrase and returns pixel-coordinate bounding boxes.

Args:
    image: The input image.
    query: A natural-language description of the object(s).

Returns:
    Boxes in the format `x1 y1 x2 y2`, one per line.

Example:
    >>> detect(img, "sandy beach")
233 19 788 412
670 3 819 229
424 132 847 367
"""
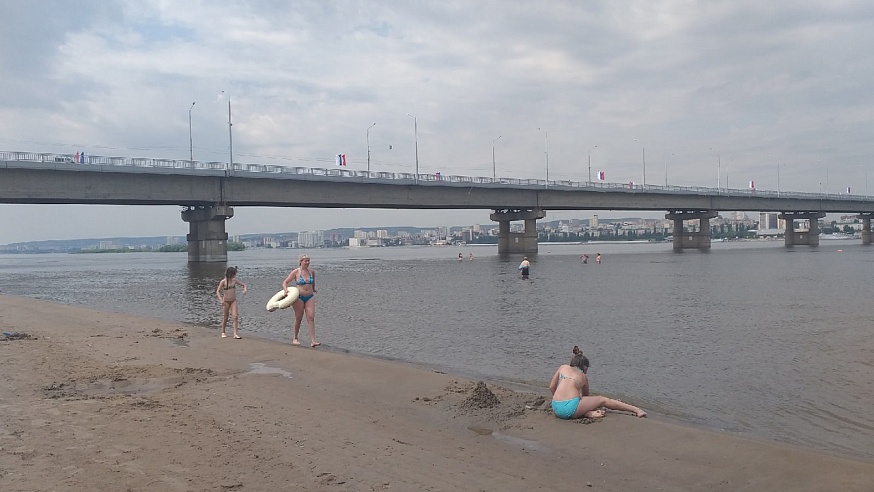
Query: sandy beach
0 295 871 491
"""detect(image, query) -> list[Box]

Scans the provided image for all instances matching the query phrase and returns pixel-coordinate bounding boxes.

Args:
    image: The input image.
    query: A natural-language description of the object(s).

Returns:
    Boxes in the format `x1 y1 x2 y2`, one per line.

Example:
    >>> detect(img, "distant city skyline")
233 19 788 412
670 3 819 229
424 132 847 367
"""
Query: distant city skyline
7 211 866 252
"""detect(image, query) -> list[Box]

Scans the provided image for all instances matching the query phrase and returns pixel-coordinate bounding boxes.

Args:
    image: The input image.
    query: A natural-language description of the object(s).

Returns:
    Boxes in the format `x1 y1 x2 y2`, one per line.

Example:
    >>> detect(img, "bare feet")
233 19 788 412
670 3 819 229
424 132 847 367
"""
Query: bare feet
292 339 301 346
221 333 227 338
583 409 605 419
310 342 321 348
635 409 647 418
233 334 242 339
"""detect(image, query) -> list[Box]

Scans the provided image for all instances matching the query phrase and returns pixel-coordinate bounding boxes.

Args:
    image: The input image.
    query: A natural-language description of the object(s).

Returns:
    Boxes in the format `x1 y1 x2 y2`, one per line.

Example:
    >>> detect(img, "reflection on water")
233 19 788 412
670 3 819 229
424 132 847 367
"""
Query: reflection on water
2 242 873 460
186 262 230 326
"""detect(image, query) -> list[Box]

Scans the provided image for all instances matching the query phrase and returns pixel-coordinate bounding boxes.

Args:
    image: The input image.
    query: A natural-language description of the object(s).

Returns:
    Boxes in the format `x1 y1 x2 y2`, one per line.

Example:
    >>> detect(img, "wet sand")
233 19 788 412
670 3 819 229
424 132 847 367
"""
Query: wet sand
0 295 871 491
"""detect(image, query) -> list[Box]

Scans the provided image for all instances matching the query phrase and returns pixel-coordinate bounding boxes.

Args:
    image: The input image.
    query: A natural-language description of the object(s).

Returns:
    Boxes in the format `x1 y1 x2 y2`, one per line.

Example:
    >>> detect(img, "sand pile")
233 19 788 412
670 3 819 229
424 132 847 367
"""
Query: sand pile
460 381 501 410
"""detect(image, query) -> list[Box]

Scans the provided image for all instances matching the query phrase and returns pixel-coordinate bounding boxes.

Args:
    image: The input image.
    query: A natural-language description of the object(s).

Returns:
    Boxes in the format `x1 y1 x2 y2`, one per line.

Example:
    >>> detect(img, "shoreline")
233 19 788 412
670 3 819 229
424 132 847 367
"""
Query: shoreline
1 294 872 491
203 323 872 464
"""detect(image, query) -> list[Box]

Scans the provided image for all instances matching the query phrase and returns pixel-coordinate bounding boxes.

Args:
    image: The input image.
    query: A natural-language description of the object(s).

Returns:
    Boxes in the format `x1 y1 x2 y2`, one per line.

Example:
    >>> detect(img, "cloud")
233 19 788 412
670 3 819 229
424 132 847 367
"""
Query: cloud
3 0 874 242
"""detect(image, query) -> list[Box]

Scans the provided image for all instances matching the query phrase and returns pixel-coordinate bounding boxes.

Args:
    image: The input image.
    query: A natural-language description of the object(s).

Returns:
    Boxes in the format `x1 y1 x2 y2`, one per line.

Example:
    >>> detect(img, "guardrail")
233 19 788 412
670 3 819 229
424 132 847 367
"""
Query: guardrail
2 150 871 202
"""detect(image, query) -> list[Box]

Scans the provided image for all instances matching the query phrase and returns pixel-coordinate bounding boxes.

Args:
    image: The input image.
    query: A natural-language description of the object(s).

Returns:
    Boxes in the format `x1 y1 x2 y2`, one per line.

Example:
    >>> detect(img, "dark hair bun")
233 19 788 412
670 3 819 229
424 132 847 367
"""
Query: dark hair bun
572 345 582 356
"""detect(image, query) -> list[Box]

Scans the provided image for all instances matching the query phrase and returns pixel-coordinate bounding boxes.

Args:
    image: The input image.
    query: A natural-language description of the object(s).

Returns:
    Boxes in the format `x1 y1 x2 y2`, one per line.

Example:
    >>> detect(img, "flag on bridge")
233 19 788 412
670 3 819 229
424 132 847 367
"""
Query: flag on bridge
597 171 605 181
749 180 755 190
336 154 347 167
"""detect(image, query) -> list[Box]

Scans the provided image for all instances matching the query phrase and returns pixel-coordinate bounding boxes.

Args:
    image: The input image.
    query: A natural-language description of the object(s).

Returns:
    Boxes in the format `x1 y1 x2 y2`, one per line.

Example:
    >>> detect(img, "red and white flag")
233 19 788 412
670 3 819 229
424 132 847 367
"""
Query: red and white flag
749 180 755 190
336 154 347 167
597 171 605 180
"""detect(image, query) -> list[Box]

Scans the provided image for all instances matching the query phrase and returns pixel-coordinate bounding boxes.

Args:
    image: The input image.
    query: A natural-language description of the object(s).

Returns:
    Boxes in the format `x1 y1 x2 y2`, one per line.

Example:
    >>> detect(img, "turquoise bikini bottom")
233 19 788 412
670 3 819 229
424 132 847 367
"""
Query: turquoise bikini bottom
551 397 581 419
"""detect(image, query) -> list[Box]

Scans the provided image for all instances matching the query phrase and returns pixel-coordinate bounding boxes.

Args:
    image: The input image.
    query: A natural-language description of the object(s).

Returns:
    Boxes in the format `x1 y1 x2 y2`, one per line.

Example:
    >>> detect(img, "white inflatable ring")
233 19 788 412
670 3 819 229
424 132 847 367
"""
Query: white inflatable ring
266 287 299 312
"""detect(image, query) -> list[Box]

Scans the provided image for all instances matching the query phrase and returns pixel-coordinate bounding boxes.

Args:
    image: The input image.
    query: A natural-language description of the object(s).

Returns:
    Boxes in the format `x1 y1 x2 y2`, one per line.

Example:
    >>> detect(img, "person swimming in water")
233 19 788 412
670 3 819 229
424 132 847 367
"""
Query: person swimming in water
282 254 319 347
548 346 646 420
216 266 248 339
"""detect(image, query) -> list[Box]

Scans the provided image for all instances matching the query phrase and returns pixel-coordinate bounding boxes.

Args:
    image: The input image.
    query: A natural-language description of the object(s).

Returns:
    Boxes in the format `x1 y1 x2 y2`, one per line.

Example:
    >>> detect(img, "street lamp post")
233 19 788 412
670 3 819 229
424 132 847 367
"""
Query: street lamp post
769 154 780 196
221 91 233 176
537 128 548 186
492 135 502 179
710 148 721 191
774 158 791 196
188 102 195 166
406 113 419 184
717 154 721 190
587 145 597 182
665 152 674 187
366 122 376 173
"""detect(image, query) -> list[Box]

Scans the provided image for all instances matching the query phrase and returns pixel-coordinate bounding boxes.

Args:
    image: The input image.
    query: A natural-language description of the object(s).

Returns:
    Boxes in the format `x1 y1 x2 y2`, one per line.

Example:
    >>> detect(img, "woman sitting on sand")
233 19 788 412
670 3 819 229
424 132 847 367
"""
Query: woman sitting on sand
548 346 646 420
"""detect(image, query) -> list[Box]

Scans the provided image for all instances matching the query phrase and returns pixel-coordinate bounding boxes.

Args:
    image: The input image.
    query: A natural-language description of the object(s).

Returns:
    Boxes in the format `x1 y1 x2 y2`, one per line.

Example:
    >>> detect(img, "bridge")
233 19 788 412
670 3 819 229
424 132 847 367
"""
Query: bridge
3 150 874 261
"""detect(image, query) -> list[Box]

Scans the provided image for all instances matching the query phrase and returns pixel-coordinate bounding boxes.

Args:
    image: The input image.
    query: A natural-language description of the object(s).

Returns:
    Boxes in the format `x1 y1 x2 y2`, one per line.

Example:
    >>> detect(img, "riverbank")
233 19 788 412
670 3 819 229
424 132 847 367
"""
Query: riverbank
0 295 871 491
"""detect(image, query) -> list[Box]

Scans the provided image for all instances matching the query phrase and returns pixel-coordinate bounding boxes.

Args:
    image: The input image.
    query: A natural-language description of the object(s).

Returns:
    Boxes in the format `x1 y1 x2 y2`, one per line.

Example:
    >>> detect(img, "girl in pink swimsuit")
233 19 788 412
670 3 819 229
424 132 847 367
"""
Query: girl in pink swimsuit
216 266 248 339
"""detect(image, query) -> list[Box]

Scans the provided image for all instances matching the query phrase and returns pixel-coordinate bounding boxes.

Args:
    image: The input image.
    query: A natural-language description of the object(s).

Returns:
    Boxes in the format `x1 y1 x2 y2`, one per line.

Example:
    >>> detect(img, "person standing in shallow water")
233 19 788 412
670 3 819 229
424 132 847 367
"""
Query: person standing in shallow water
283 254 319 347
216 266 247 339
596 253 602 264
548 346 646 420
518 256 530 278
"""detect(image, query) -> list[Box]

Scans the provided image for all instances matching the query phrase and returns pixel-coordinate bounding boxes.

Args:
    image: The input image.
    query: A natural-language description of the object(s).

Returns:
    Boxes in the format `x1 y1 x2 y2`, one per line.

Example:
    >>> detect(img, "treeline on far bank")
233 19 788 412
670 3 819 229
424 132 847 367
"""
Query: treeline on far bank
77 241 246 254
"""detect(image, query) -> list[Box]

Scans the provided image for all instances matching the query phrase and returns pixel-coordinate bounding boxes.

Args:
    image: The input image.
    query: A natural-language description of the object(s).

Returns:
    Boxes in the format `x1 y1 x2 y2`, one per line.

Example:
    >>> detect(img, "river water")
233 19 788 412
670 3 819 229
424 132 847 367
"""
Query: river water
2 240 872 460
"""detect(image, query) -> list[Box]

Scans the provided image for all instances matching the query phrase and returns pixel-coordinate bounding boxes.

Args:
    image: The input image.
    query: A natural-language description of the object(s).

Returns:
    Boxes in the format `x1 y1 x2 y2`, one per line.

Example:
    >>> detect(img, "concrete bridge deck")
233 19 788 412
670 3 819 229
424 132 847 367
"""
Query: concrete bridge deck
3 150 874 212
3 150 874 260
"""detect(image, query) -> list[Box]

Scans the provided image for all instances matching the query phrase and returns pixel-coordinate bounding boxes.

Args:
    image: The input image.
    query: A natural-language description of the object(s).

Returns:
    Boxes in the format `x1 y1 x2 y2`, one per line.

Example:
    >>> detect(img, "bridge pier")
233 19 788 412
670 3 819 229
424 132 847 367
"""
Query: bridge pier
779 211 825 247
665 210 718 251
858 213 872 245
490 208 545 255
181 204 234 263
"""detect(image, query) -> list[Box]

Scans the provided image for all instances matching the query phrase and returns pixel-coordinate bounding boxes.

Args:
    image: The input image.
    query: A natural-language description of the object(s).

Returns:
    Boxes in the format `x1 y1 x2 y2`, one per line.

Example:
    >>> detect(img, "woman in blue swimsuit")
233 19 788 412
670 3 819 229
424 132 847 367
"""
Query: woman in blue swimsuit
548 346 646 420
282 254 319 347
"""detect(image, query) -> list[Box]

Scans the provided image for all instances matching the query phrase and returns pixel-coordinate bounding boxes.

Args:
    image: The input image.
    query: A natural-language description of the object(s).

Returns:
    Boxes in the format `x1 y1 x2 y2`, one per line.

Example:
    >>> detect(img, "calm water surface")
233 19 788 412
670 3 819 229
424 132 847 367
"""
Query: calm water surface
2 241 873 460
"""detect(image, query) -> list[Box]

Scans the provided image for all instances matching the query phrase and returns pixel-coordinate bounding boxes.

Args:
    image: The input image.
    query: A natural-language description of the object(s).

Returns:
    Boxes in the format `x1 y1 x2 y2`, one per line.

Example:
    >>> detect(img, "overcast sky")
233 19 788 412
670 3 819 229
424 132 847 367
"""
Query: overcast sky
3 1 874 243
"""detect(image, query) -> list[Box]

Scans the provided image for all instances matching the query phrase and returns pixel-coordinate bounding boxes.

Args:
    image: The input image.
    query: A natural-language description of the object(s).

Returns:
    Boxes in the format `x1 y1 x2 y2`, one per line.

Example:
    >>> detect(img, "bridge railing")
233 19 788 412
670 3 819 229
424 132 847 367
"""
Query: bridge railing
3 149 873 202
